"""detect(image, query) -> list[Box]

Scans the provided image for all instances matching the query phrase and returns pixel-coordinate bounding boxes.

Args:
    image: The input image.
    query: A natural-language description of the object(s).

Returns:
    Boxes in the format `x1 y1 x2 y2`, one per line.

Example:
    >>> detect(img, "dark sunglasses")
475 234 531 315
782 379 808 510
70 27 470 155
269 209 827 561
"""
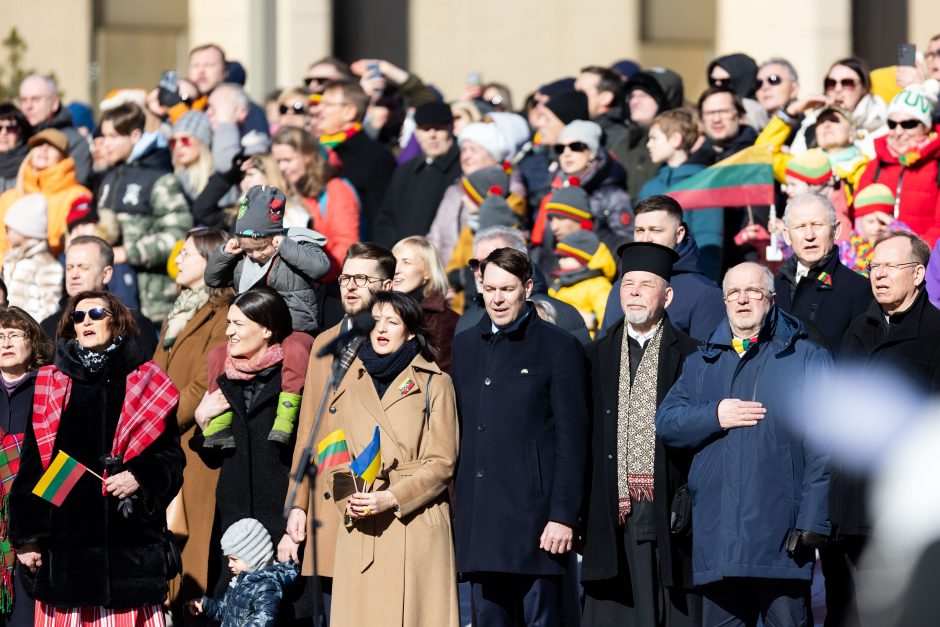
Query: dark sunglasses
303 76 331 88
0 123 19 134
553 141 590 155
709 77 731 89
71 307 112 323
755 74 784 89
824 77 858 91
468 258 481 271
279 102 307 115
887 119 923 130
169 136 193 150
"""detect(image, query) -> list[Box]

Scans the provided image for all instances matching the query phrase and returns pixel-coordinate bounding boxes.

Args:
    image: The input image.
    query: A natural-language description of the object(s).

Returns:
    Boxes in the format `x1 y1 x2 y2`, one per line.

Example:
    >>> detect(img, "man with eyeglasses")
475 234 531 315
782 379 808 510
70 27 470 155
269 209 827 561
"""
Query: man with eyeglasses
374 102 461 247
829 231 940 627
657 260 831 627
281 241 395 625
774 193 871 355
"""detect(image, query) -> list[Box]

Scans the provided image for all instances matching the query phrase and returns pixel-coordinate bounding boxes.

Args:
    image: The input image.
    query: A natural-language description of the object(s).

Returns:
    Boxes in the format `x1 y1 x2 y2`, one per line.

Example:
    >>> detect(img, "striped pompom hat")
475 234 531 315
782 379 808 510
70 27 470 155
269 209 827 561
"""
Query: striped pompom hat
854 183 897 219
545 186 594 229
785 148 833 185
555 229 600 265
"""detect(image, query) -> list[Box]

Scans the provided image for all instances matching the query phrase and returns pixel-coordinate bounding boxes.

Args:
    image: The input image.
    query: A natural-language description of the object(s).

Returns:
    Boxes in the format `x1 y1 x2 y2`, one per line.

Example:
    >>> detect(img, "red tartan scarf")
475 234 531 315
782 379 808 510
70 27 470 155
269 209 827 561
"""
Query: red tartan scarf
224 343 284 381
31 362 179 490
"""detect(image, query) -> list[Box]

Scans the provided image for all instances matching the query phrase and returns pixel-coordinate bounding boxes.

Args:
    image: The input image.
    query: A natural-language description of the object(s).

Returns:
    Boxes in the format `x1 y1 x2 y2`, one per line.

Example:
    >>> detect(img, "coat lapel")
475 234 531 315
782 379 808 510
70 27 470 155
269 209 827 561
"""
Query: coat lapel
599 324 623 455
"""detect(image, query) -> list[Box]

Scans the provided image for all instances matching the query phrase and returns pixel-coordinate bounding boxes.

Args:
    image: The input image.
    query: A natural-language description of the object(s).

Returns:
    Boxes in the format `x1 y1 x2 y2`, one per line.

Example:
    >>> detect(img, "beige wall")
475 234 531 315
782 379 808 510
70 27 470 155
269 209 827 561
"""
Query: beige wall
909 0 940 49
2 0 92 102
408 0 640 106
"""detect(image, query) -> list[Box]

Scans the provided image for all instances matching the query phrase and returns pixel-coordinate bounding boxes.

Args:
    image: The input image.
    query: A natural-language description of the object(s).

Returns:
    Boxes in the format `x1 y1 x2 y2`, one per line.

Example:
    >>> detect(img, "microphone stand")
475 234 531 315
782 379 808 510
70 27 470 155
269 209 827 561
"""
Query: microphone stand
284 347 349 626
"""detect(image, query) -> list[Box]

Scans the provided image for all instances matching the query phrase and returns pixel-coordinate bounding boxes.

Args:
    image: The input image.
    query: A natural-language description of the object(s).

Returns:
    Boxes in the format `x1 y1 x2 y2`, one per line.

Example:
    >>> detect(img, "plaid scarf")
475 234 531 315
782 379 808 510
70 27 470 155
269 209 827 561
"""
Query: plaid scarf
224 343 284 380
616 321 663 524
0 432 21 613
32 362 180 494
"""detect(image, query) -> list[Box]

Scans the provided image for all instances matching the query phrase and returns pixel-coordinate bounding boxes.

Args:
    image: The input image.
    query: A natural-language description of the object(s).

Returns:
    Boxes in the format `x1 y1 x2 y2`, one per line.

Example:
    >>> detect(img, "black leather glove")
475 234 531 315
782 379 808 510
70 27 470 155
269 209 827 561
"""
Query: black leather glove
785 529 829 556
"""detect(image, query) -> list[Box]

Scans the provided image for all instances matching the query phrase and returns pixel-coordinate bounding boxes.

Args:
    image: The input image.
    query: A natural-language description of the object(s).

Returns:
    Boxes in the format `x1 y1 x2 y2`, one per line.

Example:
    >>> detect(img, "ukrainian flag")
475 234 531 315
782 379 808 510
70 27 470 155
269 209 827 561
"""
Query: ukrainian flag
349 426 381 484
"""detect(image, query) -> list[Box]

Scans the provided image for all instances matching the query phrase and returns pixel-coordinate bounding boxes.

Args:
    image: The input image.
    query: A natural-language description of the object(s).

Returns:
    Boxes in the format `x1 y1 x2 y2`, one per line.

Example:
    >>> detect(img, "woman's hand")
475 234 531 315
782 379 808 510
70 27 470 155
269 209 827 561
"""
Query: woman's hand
186 599 204 616
105 471 140 499
16 543 42 573
277 533 299 563
194 390 231 431
347 490 398 517
286 508 306 543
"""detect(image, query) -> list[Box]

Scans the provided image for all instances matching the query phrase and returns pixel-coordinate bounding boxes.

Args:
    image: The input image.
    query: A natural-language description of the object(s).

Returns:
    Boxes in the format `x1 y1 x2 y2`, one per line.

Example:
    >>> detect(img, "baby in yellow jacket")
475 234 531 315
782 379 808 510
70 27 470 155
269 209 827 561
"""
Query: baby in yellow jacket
548 229 617 336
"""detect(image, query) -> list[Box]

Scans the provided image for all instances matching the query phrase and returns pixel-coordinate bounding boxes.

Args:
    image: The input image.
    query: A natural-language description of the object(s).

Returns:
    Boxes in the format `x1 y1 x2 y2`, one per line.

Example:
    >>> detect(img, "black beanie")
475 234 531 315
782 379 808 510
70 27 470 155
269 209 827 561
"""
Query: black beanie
414 102 454 126
545 90 589 125
235 185 287 238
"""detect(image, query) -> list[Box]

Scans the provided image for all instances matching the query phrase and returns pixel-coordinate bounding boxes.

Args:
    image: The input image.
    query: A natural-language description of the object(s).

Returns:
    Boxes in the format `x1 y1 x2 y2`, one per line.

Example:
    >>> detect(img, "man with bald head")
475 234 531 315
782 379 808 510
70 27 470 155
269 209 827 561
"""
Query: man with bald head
657 261 832 627
18 74 92 184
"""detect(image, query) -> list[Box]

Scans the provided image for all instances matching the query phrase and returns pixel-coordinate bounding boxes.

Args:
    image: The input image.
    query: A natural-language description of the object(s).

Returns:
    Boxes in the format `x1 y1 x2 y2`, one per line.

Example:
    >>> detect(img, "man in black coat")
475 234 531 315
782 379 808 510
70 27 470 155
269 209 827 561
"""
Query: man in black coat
373 102 461 247
775 193 872 355
828 231 940 627
451 248 589 625
315 80 396 239
581 242 702 626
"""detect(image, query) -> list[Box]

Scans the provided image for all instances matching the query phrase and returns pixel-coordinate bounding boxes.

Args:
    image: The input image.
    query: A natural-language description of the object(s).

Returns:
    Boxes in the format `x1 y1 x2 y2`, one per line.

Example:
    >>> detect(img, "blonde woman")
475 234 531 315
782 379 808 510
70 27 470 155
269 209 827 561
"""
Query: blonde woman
392 235 459 372
171 111 214 203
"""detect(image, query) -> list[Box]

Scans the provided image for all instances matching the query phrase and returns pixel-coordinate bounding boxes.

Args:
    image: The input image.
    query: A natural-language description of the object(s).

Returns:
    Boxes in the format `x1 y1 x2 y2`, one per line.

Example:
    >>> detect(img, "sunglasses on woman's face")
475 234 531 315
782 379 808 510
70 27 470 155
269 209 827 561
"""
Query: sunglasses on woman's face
755 74 784 89
887 119 922 130
824 77 858 91
71 307 112 323
553 141 590 156
279 102 307 115
169 136 193 150
0 123 19 135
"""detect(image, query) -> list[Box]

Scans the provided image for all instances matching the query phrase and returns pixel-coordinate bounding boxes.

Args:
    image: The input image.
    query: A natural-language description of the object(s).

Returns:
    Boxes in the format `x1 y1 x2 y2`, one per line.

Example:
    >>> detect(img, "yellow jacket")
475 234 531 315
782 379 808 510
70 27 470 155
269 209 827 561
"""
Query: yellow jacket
548 241 617 333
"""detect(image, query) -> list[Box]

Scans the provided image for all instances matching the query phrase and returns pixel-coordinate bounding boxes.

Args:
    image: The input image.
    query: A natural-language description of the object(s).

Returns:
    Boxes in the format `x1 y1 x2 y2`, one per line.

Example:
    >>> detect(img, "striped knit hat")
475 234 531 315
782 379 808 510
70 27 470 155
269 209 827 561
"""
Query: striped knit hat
479 194 519 230
556 230 600 265
785 149 833 185
854 183 896 219
545 186 593 229
462 166 509 207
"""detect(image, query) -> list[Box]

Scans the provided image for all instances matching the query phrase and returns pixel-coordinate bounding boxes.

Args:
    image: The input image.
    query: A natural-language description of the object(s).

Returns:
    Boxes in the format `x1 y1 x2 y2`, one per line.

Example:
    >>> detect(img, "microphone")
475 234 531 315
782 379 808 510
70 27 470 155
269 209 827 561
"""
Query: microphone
316 310 376 358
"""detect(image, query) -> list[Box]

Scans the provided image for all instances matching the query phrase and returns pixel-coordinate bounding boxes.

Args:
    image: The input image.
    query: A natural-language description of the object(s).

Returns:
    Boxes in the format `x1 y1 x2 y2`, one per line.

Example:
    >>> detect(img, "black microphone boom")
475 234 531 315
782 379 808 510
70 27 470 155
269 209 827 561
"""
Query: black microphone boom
316 310 376 357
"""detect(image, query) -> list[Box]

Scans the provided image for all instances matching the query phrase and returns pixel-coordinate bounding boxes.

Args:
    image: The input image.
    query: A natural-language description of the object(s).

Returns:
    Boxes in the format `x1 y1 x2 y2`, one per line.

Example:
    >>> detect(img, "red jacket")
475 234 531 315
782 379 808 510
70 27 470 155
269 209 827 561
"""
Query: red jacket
304 177 361 282
857 128 940 246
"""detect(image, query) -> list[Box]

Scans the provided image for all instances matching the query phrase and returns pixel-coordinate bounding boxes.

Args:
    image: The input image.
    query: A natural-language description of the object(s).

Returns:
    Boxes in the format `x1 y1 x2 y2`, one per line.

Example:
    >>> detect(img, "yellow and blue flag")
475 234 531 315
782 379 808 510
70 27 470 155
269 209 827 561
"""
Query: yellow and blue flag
349 426 381 484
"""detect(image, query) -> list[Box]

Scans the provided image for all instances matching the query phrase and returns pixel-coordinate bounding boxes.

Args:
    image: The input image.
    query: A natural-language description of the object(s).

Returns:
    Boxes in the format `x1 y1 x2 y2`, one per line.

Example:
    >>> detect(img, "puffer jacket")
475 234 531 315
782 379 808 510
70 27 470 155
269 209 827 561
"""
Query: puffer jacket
548 240 617 332
204 227 330 333
202 561 299 627
2 239 63 322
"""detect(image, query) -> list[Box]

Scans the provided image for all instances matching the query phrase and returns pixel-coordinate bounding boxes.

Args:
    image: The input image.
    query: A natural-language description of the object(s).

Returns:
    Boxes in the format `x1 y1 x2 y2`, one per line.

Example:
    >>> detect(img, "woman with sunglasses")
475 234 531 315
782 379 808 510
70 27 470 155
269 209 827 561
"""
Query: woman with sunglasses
276 88 310 131
153 227 234 623
10 290 184 627
171 111 214 205
271 126 360 281
0 104 32 195
0 307 52 627
857 85 940 246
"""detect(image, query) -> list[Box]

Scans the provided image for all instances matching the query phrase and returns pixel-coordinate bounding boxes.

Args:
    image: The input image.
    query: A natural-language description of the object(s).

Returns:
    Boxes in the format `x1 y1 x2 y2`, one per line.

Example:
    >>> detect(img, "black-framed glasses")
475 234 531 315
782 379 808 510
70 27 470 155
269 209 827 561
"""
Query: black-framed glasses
279 102 307 115
553 141 590 156
887 119 922 130
723 287 772 302
824 77 858 91
755 74 784 89
338 274 383 287
71 307 112 323
866 261 920 274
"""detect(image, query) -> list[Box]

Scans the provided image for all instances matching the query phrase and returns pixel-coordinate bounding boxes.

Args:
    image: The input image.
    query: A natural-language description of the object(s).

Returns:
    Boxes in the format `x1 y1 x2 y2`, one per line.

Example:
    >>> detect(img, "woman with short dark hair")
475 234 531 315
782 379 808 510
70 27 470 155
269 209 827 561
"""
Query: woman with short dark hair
10 290 184 627
0 104 32 195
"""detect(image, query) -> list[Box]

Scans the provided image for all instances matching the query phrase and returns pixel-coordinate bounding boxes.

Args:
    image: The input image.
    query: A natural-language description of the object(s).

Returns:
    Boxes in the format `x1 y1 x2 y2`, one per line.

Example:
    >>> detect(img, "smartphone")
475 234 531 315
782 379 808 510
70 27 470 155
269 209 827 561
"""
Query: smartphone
466 72 482 86
898 43 916 67
366 61 381 78
158 70 181 108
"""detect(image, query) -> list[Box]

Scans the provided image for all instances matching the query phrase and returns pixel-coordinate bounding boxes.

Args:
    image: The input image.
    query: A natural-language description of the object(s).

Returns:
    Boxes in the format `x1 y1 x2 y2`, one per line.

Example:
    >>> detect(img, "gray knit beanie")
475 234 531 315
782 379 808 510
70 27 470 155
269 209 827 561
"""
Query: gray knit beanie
235 185 287 238
171 111 212 148
220 518 273 572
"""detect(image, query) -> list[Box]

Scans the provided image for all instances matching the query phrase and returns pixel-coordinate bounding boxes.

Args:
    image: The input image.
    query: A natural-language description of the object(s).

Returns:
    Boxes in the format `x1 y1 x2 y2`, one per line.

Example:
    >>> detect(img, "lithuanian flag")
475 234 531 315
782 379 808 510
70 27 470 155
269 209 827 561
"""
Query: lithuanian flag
349 426 381 485
32 451 89 506
317 429 351 470
667 144 775 209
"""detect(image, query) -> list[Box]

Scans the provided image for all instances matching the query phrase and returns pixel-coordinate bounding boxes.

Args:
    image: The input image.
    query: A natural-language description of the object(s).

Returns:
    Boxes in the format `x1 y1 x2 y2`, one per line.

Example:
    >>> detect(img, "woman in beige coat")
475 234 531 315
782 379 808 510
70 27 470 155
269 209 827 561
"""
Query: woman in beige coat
326 290 459 627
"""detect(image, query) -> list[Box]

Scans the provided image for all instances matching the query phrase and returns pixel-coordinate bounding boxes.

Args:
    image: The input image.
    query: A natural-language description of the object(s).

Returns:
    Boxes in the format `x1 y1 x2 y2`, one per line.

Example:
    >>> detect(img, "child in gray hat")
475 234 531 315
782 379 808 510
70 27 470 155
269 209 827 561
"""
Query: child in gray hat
187 518 298 627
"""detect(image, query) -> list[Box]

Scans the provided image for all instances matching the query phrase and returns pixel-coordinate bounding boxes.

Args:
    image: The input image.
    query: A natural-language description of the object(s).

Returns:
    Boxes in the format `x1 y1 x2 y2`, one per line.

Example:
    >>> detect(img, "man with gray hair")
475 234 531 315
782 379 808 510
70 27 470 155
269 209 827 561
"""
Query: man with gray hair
454 225 590 343
18 74 92 184
755 58 800 118
206 82 270 174
656 261 832 627
774 192 871 354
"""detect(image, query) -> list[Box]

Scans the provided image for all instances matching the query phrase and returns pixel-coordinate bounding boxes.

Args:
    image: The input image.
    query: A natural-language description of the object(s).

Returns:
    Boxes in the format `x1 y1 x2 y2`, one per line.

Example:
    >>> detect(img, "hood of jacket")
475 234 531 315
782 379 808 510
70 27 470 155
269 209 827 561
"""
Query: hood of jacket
673 229 708 276
697 125 759 163
127 131 173 171
553 240 618 288
574 148 627 193
707 54 759 99
22 156 82 194
238 560 299 587
851 93 888 133
35 106 75 132
285 226 328 246
701 304 804 359
648 161 707 190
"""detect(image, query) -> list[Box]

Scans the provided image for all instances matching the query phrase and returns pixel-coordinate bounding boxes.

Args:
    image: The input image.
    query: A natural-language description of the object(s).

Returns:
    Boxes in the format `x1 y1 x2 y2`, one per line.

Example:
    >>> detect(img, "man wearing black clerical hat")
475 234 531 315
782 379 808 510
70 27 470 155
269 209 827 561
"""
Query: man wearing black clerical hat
580 241 703 626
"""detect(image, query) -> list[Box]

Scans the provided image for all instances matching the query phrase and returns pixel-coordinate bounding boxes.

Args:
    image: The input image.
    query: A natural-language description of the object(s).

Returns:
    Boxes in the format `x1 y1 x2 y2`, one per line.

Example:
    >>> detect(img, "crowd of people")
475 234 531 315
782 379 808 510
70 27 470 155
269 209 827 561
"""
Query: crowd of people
0 32 938 627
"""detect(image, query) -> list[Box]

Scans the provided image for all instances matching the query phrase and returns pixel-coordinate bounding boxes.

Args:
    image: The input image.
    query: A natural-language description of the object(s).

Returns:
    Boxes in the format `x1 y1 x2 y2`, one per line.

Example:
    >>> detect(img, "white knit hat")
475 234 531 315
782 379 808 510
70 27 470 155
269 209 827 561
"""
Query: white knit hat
558 120 603 156
888 85 937 128
220 518 273 573
458 122 510 162
4 194 48 240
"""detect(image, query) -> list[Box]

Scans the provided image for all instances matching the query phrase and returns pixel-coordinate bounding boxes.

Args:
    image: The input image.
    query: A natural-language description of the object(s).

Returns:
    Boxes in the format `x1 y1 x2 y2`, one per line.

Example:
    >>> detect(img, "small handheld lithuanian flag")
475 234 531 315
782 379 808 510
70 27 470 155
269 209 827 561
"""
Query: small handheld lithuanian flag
32 451 94 506
317 429 351 470
349 426 381 484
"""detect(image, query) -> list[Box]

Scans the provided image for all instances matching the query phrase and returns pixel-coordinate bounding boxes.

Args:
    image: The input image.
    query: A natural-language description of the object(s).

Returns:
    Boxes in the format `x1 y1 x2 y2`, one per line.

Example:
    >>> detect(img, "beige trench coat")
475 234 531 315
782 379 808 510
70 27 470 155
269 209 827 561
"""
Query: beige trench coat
326 353 459 627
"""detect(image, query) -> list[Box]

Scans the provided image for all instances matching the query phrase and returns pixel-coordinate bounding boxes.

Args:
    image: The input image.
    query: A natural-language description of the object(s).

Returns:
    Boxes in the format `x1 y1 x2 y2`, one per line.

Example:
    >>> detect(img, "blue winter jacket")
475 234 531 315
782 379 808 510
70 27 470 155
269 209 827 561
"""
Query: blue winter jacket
600 231 725 341
655 307 832 586
201 561 298 627
639 162 723 280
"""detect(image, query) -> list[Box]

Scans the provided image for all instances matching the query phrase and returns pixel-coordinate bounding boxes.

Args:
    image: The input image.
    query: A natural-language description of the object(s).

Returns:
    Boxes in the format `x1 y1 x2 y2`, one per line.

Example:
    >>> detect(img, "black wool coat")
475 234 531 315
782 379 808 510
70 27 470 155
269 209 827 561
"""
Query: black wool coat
10 339 184 609
331 132 397 238
775 247 872 356
580 318 699 588
374 143 461 248
451 310 590 576
833 288 940 535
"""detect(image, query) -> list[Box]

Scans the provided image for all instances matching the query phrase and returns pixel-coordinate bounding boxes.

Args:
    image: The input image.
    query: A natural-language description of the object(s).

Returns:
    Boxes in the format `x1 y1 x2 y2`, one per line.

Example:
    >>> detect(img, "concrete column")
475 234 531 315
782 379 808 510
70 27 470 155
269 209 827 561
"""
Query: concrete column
275 0 332 91
408 0 640 105
715 0 851 99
